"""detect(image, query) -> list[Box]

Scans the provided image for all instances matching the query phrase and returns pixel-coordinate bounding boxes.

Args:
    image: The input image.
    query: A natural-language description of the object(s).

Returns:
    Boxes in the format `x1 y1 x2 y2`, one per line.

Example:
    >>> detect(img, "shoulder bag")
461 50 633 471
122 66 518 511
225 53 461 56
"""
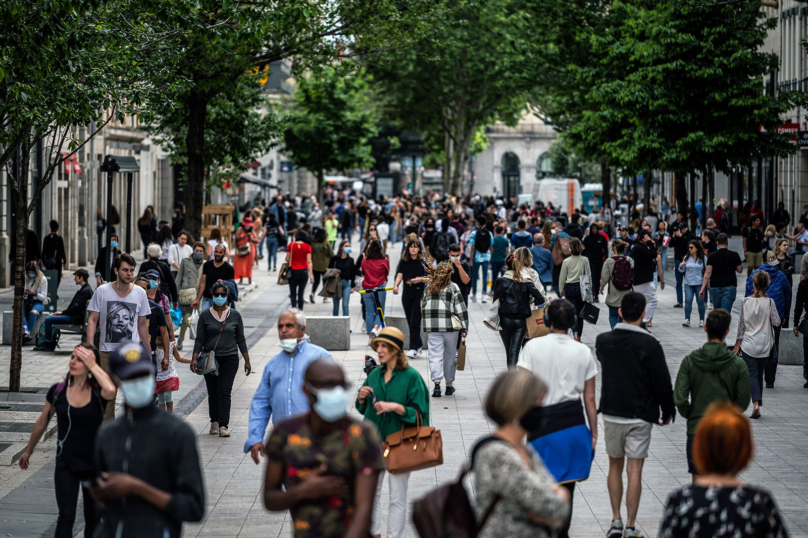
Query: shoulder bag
194 310 228 376
382 410 443 474
179 261 203 306
236 234 252 257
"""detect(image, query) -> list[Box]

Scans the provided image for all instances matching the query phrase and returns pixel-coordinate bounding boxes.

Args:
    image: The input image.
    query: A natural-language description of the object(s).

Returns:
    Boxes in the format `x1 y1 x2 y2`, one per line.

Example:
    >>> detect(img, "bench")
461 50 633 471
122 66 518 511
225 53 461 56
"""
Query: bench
2 301 89 345
384 314 428 350
305 316 351 351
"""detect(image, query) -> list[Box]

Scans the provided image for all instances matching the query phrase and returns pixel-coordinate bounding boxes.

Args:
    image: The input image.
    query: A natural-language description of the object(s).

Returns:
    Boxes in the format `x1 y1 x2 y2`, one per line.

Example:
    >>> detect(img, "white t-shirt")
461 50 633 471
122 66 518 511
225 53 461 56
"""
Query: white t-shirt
88 283 151 352
516 333 598 406
168 244 193 268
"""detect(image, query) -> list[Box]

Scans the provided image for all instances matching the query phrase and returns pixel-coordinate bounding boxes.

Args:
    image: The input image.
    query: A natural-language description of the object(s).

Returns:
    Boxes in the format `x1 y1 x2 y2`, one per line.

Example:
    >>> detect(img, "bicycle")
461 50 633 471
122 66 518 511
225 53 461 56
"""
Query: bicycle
357 285 395 330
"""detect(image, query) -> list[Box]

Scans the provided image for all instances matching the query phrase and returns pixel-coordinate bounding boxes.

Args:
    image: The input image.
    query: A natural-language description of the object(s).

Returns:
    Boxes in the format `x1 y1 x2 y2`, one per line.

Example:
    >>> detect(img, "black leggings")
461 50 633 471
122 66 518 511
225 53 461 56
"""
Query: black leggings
764 324 782 385
558 482 575 538
402 286 424 350
499 316 527 368
204 355 239 428
54 466 98 538
312 270 326 295
288 269 308 309
564 282 585 337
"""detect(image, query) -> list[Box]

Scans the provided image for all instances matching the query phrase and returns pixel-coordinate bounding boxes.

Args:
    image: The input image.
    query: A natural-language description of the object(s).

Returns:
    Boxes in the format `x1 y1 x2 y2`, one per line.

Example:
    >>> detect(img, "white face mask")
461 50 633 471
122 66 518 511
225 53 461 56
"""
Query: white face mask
279 338 299 353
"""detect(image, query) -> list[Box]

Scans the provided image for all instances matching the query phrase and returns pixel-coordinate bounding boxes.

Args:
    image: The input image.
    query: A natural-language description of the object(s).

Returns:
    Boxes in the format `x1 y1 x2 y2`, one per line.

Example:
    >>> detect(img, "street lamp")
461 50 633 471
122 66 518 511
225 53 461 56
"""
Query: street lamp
99 155 140 282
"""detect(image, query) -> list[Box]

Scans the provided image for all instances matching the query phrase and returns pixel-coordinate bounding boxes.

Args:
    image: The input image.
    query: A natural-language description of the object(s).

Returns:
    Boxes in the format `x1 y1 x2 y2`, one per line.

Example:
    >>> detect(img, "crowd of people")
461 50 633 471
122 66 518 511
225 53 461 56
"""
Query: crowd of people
13 187 806 538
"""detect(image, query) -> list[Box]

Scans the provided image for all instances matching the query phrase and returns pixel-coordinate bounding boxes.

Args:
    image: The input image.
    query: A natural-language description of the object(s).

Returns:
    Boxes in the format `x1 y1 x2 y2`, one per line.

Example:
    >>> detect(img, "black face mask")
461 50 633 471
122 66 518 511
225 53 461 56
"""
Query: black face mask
519 405 544 432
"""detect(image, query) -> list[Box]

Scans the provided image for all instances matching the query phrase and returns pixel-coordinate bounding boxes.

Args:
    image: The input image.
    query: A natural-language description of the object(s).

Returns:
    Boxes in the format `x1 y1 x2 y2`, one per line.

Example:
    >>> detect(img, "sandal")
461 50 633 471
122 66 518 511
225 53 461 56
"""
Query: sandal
646 320 653 328
750 410 761 419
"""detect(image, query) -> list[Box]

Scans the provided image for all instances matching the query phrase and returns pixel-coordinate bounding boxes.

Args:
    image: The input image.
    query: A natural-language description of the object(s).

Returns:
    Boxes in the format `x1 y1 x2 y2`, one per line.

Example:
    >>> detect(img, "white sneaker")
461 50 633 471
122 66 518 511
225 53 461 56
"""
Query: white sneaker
407 349 417 358
699 320 704 328
372 326 381 337
683 319 691 327
471 295 477 303
481 295 488 304
416 347 423 356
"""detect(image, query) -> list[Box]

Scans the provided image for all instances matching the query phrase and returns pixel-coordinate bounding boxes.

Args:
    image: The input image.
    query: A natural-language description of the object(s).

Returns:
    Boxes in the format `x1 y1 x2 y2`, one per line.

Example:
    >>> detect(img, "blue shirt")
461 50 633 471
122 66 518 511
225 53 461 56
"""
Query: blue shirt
469 230 494 263
243 339 332 453
530 245 554 283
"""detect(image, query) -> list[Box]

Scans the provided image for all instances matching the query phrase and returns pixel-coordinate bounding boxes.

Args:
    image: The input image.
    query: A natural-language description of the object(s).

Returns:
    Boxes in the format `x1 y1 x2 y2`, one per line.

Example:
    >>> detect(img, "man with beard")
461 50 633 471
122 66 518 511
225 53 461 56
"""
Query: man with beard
191 243 235 312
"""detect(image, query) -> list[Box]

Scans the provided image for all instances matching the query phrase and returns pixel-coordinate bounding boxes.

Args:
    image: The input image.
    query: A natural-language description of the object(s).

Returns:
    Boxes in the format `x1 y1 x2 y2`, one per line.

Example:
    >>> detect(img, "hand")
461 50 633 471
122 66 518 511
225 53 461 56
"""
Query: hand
350 288 355 294
660 282 665 290
91 472 137 501
173 302 179 310
190 358 198 373
161 357 169 371
250 442 264 465
460 331 467 338
794 326 800 337
393 286 399 295
374 401 400 415
191 300 199 310
732 344 740 355
309 276 314 284
658 416 672 426
74 345 97 369
591 434 598 452
357 386 373 404
53 311 61 316
18 450 31 470
295 464 347 500
698 289 704 299
552 484 571 503
244 360 251 375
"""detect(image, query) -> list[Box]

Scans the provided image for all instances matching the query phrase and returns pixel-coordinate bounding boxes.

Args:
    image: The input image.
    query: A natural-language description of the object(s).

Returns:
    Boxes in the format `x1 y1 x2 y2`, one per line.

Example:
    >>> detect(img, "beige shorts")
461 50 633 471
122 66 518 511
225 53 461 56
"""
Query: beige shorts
746 250 763 268
604 421 653 459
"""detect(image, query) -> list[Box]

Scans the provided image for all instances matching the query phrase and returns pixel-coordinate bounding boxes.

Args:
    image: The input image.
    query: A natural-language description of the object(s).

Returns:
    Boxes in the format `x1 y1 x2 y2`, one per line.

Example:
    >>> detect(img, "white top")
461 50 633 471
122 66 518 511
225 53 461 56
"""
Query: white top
168 244 193 268
377 222 390 241
160 239 172 261
24 276 49 304
156 342 178 383
87 283 151 352
517 333 598 405
207 239 229 260
737 296 780 358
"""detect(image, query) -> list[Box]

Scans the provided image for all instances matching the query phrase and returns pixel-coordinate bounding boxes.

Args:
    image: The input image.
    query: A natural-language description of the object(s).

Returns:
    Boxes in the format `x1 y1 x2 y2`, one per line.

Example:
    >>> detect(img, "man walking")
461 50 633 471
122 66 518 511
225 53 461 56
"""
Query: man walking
670 222 696 307
263 360 383 538
700 233 743 312
743 215 764 276
191 243 235 311
510 219 533 249
673 309 751 480
530 233 554 294
86 253 151 420
245 308 332 465
596 293 675 538
468 217 493 303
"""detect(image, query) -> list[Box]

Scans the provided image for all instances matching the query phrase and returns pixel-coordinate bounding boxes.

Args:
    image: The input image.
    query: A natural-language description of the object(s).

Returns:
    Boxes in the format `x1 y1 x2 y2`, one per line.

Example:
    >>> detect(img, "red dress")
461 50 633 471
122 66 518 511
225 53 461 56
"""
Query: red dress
233 230 255 280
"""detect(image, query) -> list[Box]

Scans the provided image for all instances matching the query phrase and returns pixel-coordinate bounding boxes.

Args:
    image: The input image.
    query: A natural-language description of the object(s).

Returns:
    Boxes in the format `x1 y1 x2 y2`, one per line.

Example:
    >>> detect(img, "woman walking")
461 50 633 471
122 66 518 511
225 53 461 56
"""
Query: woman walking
473 369 571 538
493 253 546 368
19 344 115 538
421 262 469 397
285 230 313 309
23 261 49 342
360 239 390 341
652 221 670 276
42 219 67 288
600 240 635 329
733 271 780 419
678 239 708 327
328 240 356 316
251 208 265 265
191 281 252 437
175 241 206 350
582 224 608 303
393 239 429 357
206 227 230 260
233 216 259 284
559 238 591 341
310 227 334 303
138 207 157 258
356 327 429 538
156 224 173 261
774 238 794 289
264 215 284 271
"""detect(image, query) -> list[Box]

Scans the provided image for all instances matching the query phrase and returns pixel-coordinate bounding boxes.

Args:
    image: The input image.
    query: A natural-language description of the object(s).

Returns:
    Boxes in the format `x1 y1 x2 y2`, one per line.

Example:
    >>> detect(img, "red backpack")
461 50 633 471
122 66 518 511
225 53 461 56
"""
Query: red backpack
610 256 633 291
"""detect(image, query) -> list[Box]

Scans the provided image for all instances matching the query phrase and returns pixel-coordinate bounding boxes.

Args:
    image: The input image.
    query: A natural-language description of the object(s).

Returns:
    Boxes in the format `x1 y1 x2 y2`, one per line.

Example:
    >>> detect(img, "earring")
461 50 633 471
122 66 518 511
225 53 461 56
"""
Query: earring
88 373 93 379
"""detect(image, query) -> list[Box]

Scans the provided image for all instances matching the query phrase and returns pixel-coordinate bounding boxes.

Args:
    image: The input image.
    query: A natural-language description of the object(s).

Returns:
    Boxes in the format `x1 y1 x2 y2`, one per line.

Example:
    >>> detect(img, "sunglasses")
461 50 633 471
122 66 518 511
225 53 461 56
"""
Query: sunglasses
212 292 228 298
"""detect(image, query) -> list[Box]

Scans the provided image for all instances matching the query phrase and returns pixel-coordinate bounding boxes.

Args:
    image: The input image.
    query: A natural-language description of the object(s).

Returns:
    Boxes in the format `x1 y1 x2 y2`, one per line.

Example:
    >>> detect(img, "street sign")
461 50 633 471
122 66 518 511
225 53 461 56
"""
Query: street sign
280 160 293 172
798 131 808 148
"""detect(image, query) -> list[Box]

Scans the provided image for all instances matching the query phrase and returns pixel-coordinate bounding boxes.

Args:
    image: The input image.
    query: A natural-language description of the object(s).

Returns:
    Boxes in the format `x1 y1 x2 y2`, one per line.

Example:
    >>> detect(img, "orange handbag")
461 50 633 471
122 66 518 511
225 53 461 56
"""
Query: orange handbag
382 411 443 475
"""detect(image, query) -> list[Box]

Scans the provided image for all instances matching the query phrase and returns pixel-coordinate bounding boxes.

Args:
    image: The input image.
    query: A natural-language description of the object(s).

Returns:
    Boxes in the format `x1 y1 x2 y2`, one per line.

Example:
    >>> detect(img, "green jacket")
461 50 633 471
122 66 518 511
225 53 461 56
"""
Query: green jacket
674 342 751 434
356 365 430 440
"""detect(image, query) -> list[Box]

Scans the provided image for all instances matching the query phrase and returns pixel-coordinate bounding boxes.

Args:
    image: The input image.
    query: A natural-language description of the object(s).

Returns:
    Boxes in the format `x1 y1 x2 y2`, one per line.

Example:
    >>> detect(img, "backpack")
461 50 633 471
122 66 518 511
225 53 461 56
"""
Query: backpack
36 324 60 348
551 235 571 265
433 232 452 261
412 436 503 538
474 229 491 254
611 256 634 291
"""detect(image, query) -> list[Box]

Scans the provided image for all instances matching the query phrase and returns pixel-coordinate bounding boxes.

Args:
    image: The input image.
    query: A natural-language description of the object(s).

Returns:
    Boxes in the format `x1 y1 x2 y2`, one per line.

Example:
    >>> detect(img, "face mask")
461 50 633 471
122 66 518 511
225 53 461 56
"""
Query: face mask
212 295 228 307
309 385 349 422
192 252 204 263
279 338 299 353
119 375 156 408
111 241 118 249
343 247 352 254
27 273 36 279
148 280 158 289
519 405 544 432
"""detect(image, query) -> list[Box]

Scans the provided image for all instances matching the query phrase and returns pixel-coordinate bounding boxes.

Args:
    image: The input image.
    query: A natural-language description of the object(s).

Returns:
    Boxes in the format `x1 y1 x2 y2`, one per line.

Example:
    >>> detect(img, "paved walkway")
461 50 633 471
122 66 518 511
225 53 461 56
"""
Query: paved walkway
2 237 808 537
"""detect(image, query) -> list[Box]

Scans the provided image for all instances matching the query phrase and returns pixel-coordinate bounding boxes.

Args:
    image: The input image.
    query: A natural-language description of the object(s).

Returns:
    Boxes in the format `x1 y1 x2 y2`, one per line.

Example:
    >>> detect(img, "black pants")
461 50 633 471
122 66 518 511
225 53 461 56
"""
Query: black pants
204 355 239 428
312 270 326 295
288 269 308 309
803 335 808 381
402 286 424 350
499 316 527 368
552 263 562 295
764 325 782 385
54 466 98 538
558 482 576 538
564 282 585 337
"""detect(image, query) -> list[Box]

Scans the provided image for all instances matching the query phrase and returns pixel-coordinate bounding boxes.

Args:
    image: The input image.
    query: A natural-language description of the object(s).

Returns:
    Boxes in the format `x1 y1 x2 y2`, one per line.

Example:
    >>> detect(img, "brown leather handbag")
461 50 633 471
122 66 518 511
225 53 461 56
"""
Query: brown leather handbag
382 411 443 475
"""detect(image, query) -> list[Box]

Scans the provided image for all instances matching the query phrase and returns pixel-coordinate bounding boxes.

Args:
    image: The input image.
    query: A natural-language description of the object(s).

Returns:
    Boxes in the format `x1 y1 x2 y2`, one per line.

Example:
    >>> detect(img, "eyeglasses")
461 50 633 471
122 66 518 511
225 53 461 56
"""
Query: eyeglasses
212 292 228 298
688 246 695 250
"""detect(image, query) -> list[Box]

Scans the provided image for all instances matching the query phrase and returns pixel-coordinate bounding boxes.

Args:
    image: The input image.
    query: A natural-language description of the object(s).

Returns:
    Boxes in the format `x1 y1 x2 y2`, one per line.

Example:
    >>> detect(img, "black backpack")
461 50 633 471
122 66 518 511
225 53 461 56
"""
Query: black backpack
433 232 452 261
474 229 491 255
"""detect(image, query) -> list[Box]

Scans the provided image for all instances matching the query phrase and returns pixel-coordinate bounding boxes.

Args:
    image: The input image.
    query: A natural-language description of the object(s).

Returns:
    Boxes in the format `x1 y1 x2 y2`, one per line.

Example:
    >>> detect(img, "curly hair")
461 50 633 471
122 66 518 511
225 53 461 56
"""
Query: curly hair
424 261 454 295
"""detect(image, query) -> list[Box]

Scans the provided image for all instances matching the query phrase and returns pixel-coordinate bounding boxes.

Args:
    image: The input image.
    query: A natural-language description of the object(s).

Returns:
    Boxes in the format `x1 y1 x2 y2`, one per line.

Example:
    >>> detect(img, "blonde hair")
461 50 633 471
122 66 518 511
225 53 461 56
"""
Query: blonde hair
775 238 788 255
513 247 533 269
485 369 548 426
424 261 453 295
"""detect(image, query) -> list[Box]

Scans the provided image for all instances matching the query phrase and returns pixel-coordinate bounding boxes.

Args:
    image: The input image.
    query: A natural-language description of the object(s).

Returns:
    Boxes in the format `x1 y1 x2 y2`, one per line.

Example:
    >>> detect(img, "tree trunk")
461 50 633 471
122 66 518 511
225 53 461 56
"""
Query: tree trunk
9 138 31 393
184 91 210 241
708 166 715 221
317 170 325 203
600 161 611 213
701 167 708 231
690 172 698 231
643 170 652 219
675 172 688 222
632 176 638 212
443 128 453 194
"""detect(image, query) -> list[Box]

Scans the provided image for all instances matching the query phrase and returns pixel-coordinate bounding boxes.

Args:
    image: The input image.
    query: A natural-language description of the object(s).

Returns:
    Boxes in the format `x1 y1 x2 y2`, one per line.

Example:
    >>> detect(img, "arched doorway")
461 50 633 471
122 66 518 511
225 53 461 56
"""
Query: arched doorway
501 152 520 199
536 152 552 179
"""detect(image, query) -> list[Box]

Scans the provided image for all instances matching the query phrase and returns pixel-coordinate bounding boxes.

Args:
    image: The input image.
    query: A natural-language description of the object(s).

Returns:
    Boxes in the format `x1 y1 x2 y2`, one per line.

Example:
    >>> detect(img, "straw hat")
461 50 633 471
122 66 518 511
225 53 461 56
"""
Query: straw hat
371 327 405 354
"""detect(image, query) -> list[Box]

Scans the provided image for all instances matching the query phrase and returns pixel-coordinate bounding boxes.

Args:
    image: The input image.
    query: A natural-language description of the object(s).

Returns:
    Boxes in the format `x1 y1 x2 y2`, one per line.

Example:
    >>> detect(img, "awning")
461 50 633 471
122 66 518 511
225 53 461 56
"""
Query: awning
60 153 82 174
238 172 275 188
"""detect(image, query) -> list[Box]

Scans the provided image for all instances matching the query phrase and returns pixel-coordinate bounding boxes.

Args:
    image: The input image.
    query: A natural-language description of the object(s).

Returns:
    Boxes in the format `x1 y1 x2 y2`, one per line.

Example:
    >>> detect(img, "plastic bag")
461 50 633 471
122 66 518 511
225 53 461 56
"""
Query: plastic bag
170 305 182 328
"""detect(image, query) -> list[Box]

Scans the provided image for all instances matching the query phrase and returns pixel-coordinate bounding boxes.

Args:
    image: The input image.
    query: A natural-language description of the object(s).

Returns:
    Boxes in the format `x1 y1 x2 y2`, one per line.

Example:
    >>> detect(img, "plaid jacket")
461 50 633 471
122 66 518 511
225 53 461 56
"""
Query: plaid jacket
421 282 469 332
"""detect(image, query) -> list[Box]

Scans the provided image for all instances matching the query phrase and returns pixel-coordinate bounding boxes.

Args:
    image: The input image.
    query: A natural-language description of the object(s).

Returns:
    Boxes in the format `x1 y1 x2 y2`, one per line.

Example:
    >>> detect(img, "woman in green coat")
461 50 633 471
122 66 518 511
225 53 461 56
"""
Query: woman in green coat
356 326 429 538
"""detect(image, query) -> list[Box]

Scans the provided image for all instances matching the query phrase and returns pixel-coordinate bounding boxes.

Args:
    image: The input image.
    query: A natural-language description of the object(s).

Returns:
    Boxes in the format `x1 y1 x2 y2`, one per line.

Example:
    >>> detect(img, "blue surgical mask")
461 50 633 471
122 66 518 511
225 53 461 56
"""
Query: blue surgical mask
343 247 352 254
148 280 158 289
119 375 155 408
111 240 118 249
308 384 349 422
213 295 228 307
27 273 36 279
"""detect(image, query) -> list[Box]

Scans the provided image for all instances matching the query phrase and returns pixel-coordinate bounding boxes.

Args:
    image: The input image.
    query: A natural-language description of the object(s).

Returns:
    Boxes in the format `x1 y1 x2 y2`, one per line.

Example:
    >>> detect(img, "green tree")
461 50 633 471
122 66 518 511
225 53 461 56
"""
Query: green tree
548 138 601 181
282 69 377 197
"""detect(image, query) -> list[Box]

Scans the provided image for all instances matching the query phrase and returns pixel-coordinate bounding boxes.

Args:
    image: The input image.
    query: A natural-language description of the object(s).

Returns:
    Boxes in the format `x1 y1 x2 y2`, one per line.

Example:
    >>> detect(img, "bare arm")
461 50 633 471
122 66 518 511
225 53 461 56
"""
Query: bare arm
307 253 313 282
18 402 53 469
583 377 598 451
344 472 381 538
192 274 206 309
138 316 150 352
86 311 99 345
700 266 713 296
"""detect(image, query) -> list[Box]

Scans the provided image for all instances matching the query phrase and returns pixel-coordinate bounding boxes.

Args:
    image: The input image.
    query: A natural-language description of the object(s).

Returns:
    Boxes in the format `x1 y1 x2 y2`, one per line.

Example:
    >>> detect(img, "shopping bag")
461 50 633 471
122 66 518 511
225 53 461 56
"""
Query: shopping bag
483 299 501 331
580 274 593 303
525 305 549 339
169 305 182 328
579 301 600 324
457 338 466 371
277 262 290 285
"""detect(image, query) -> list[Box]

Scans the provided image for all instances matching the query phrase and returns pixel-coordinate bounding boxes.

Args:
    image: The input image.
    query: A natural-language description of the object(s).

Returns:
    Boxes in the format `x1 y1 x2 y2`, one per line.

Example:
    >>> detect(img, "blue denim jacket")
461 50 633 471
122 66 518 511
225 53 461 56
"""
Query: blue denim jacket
677 255 707 286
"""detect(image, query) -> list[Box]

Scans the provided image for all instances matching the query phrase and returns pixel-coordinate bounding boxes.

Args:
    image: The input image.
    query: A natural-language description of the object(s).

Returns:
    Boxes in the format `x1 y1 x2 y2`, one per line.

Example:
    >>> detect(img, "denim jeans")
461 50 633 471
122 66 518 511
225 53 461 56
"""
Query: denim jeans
608 306 622 329
362 290 387 333
201 297 214 311
266 238 280 269
258 233 265 257
674 268 684 303
709 286 737 313
332 280 352 316
684 284 705 321
491 261 506 290
471 261 489 296
44 314 71 340
23 301 44 334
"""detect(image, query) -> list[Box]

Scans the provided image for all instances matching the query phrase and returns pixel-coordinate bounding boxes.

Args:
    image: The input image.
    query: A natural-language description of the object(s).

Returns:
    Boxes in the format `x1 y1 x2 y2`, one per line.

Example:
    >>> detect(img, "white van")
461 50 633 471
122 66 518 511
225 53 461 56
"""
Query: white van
533 179 582 214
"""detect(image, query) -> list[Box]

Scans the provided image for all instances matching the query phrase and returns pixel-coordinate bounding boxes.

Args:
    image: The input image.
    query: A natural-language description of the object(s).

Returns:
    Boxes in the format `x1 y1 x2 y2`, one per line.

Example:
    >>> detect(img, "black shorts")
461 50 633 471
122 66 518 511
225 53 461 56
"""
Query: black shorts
686 434 699 475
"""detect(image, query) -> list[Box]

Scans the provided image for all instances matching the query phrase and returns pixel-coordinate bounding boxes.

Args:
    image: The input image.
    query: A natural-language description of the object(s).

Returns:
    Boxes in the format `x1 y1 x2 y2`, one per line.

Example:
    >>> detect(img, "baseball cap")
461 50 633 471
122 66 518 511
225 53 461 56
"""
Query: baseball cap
109 343 155 380
145 269 161 280
765 251 779 266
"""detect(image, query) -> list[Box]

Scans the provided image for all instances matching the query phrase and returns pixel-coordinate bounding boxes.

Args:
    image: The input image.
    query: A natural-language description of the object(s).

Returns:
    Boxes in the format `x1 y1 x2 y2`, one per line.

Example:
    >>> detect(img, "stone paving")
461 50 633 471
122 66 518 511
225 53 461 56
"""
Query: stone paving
2 238 808 537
